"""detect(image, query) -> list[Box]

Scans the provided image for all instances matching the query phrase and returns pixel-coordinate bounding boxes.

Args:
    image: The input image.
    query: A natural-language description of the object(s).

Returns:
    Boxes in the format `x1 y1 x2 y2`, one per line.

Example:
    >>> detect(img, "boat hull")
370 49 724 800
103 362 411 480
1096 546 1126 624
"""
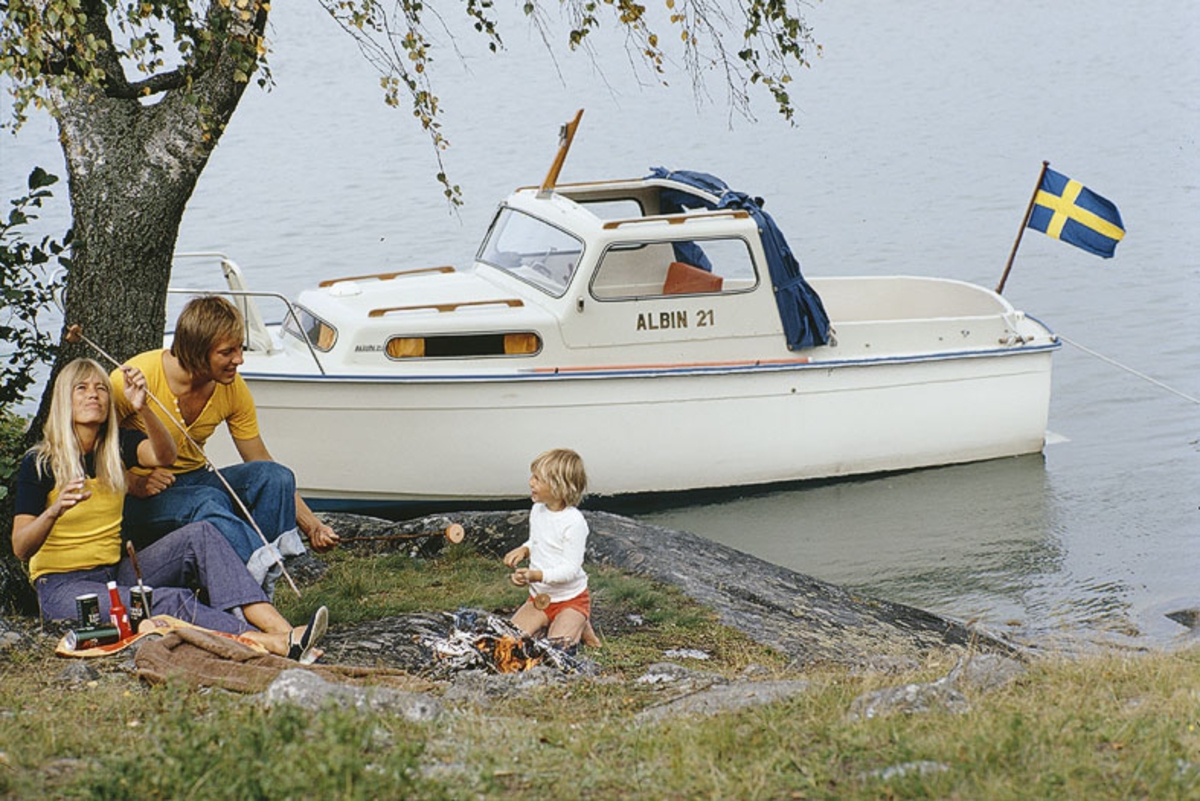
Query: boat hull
205 346 1055 504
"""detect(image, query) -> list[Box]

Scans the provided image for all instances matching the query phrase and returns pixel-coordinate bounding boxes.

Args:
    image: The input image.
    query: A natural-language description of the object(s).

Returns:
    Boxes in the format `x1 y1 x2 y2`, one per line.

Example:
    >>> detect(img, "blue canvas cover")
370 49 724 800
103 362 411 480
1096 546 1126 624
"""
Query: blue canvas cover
646 167 831 350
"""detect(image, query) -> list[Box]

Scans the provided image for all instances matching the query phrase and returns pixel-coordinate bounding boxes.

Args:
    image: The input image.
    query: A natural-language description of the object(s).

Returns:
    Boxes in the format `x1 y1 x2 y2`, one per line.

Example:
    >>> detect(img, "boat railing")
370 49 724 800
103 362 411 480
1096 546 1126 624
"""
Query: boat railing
369 298 525 317
318 265 455 287
601 209 751 230
170 252 327 376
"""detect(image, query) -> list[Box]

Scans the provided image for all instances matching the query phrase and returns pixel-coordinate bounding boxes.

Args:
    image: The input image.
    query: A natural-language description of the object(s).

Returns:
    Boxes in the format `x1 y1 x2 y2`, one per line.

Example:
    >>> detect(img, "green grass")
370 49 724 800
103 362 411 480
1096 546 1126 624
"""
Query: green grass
2 546 1198 799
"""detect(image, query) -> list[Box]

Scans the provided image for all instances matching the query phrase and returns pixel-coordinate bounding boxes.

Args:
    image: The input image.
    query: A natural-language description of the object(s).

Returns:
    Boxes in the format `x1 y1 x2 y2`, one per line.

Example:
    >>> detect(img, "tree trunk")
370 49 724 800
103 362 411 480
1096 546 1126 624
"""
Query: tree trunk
3 10 268 616
27 15 263 438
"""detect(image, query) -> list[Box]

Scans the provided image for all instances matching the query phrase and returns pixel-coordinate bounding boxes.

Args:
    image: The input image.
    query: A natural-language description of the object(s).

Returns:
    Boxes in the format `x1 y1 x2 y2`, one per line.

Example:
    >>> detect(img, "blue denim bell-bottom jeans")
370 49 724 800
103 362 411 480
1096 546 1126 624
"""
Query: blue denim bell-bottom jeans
122 461 297 562
35 522 269 634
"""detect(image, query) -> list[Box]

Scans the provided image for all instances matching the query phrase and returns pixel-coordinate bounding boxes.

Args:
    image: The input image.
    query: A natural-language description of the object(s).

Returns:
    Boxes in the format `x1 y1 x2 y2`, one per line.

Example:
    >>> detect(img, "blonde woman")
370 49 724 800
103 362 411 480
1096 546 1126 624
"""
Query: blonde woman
12 359 327 661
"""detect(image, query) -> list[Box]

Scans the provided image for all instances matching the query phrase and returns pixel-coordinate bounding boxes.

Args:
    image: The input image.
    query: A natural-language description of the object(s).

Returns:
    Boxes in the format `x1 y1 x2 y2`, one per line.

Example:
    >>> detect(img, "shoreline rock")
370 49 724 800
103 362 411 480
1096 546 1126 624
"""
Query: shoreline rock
326 509 1015 668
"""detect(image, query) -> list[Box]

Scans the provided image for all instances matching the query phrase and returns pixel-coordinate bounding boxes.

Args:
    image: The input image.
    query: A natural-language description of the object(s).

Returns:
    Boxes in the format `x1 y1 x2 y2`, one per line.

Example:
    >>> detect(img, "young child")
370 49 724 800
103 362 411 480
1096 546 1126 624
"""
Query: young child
503 448 600 647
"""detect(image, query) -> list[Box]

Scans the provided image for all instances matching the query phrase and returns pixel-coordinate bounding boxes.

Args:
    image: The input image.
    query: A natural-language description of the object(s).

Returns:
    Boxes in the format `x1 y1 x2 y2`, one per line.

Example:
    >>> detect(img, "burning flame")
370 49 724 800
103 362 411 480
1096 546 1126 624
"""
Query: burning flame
479 635 541 673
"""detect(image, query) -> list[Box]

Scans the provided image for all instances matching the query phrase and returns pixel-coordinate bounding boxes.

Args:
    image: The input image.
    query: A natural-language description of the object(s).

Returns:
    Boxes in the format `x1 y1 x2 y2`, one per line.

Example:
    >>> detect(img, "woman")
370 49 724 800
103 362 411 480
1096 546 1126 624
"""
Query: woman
12 358 327 661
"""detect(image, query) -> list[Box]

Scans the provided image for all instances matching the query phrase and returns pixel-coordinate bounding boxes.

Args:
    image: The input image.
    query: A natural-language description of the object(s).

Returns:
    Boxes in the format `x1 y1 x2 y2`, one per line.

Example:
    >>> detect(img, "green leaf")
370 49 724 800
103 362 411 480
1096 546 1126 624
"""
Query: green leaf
28 167 58 191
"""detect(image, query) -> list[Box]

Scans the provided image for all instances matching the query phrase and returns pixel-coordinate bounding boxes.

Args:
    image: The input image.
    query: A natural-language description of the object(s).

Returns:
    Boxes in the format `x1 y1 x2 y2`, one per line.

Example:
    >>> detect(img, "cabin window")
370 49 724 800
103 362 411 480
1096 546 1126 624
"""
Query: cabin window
478 207 584 297
589 236 759 300
283 306 337 352
385 332 543 360
578 198 644 220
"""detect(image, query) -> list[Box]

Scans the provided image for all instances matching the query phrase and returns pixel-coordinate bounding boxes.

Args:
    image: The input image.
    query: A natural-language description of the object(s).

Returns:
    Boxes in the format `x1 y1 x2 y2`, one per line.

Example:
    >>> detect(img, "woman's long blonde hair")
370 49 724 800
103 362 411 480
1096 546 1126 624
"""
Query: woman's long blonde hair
32 358 126 493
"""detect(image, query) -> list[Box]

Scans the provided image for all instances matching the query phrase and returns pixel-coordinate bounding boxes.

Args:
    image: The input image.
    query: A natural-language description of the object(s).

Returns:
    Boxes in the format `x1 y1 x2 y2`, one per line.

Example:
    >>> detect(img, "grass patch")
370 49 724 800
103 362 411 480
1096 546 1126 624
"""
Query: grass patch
2 546 1198 798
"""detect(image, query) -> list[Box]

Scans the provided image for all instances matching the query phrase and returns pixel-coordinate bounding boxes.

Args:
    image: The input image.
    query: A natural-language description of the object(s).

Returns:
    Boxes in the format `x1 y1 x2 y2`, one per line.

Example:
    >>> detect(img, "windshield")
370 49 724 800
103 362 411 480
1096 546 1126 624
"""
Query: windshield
477 207 584 296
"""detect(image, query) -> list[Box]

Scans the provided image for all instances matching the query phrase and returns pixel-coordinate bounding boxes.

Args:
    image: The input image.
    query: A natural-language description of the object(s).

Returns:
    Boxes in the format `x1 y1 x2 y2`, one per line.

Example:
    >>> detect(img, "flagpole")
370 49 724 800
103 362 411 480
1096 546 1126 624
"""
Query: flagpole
995 160 1050 295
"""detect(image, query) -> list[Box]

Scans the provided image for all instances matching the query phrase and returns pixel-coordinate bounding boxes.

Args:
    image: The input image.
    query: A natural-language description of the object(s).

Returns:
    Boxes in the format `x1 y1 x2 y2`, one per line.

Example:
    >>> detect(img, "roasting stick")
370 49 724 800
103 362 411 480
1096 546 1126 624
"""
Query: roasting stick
339 523 466 545
65 324 301 597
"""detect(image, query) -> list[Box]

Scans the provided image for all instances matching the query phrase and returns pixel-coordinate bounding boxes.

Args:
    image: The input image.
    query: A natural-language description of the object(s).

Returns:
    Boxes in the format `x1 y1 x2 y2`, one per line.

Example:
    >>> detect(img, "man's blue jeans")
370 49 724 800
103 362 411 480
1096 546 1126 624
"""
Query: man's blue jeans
123 461 297 562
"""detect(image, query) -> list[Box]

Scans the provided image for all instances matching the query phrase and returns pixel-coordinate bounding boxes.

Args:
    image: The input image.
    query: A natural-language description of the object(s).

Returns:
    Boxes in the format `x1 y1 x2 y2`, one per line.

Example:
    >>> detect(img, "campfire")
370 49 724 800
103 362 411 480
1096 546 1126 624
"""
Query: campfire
420 610 590 676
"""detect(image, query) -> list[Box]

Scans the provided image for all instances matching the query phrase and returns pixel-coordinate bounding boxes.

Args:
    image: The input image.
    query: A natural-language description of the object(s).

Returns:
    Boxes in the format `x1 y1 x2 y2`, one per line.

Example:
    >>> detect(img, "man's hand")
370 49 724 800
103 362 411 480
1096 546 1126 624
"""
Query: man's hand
306 522 340 553
128 468 175 499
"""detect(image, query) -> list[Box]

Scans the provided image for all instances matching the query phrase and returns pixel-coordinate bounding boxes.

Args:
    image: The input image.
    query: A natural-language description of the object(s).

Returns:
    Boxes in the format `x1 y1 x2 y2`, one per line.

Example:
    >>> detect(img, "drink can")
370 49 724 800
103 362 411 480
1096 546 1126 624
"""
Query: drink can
75 593 101 628
129 586 153 634
64 626 121 651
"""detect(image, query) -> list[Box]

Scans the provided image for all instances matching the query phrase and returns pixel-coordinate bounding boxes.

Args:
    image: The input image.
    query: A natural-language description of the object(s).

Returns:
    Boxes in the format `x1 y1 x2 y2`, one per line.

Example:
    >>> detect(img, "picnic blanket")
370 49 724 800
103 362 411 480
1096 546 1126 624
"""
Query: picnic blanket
134 626 432 694
55 615 266 659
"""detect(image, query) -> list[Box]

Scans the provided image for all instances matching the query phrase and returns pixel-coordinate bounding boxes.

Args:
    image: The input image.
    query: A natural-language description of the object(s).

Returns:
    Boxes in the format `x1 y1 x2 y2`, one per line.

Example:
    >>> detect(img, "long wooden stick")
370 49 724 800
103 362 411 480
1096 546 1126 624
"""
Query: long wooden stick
339 523 465 545
65 324 301 597
996 160 1049 295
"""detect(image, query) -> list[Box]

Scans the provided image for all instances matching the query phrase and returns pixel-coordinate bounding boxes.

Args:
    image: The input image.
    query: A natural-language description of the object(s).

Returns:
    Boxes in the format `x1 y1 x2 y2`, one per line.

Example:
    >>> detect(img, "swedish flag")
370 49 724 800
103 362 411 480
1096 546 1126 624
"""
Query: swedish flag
1027 168 1125 258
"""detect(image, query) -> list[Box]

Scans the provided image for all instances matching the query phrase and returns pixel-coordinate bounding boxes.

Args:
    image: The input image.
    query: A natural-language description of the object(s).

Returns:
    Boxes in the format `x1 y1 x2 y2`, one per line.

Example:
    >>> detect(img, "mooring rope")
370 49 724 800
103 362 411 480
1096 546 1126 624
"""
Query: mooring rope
1059 335 1200 406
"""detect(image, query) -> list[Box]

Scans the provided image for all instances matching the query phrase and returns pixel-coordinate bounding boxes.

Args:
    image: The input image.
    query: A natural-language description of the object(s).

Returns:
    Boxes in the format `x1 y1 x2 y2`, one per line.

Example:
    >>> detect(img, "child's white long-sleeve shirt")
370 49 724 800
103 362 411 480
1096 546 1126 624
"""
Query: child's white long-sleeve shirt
522 503 589 602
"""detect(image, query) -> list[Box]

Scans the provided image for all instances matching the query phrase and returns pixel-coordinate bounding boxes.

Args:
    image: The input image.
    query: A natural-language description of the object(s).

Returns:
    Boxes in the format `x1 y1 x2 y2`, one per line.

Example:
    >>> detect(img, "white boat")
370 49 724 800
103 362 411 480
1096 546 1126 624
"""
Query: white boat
179 115 1059 508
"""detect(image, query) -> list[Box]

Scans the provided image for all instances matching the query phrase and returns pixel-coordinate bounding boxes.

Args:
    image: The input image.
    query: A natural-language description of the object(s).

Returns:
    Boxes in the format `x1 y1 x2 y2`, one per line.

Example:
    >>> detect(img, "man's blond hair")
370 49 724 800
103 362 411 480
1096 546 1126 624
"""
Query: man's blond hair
171 295 244 376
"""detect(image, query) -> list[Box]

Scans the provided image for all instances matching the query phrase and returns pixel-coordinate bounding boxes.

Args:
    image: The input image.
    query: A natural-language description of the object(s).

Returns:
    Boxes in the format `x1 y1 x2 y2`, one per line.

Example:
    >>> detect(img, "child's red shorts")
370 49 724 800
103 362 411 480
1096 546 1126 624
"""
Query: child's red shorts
536 588 591 623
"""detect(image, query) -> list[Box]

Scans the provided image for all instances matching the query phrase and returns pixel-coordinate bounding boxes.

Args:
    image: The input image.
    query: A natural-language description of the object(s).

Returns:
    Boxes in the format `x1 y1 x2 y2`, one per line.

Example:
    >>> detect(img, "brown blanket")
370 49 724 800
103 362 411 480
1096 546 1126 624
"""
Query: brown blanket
134 627 433 694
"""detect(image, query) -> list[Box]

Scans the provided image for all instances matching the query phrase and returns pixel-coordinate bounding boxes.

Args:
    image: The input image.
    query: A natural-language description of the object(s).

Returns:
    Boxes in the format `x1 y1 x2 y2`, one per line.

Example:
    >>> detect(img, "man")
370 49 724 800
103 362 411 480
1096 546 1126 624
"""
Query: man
111 296 339 590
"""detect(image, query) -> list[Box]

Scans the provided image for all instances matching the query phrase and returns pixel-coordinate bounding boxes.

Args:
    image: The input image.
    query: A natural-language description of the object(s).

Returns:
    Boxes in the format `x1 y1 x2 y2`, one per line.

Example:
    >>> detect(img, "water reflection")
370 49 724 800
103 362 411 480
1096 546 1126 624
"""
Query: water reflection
634 455 1091 634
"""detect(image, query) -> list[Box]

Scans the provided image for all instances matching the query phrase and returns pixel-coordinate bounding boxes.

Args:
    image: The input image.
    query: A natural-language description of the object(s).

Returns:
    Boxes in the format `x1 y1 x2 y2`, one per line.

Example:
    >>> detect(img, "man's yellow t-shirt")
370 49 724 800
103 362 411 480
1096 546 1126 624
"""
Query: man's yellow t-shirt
111 349 260 474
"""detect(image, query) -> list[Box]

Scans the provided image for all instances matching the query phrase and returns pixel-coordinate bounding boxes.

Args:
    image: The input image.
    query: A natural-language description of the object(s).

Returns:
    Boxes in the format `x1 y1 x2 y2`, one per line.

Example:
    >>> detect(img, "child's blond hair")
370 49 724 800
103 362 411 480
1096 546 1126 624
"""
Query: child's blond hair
531 448 587 508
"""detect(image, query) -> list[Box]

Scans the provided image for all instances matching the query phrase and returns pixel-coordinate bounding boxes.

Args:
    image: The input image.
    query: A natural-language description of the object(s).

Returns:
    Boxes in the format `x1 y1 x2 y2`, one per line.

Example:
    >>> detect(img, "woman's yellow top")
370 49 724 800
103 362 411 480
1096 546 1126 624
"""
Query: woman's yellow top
28 476 125 580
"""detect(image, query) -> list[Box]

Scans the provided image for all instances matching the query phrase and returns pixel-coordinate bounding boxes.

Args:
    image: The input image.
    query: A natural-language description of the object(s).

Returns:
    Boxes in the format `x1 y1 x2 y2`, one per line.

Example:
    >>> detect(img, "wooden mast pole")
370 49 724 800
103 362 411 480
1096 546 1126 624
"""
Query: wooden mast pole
538 109 584 197
995 160 1050 295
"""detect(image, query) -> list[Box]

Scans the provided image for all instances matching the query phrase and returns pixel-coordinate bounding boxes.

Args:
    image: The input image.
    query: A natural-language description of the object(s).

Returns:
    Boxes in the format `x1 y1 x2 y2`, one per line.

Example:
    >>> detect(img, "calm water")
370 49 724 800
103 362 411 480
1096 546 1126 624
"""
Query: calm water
3 2 1198 648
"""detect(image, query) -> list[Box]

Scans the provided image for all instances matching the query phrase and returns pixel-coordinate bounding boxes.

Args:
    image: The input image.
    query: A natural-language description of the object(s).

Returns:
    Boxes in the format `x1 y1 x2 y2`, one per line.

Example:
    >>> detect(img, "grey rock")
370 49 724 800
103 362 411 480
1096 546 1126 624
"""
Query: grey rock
636 662 724 689
319 611 453 672
56 660 100 684
846 653 1025 721
325 510 1017 668
1165 608 1200 630
636 678 811 723
442 665 569 707
663 648 710 660
261 668 441 721
946 652 1026 691
848 676 970 720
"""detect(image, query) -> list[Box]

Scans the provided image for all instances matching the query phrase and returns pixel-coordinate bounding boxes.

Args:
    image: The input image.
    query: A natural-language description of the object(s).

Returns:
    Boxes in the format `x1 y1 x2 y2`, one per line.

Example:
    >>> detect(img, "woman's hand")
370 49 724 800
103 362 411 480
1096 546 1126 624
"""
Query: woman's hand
503 545 530 568
50 478 91 517
121 365 149 413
